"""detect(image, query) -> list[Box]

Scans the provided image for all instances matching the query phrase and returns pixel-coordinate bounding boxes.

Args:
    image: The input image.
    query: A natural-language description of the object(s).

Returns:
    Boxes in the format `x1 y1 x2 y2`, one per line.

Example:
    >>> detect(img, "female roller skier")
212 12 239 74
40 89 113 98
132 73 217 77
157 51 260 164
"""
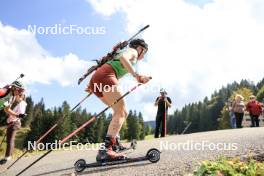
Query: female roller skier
87 39 150 161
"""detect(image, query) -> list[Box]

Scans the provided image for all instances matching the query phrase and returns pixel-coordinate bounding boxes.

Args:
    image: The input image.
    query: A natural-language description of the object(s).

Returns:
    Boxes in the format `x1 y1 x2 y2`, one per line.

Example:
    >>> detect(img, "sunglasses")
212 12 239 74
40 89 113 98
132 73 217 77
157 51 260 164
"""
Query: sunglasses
14 88 24 93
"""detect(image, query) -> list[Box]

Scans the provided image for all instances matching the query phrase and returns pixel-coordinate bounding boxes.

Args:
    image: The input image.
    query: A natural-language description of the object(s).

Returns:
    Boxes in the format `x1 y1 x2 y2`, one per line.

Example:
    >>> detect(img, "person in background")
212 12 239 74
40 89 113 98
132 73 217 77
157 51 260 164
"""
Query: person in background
246 95 262 127
0 82 27 165
226 98 236 128
154 89 172 138
0 81 24 111
232 94 245 128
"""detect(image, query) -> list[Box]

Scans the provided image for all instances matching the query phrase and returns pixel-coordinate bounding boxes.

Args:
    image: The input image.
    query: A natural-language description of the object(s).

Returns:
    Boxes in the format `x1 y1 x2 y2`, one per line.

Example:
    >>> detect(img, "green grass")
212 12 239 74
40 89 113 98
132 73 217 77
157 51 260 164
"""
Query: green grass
144 134 155 140
121 134 155 143
194 157 264 176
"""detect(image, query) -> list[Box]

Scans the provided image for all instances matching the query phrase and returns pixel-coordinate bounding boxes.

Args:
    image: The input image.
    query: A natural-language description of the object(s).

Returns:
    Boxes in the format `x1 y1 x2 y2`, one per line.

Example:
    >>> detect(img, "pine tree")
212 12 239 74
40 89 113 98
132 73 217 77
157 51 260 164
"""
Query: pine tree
138 112 145 140
21 96 34 127
24 99 45 147
126 110 140 140
256 85 264 102
145 124 152 136
94 113 106 143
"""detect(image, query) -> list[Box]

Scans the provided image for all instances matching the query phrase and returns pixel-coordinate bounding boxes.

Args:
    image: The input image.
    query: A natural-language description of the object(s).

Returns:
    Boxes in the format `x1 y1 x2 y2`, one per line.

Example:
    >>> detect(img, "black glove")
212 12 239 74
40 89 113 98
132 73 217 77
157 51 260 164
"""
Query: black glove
18 114 27 119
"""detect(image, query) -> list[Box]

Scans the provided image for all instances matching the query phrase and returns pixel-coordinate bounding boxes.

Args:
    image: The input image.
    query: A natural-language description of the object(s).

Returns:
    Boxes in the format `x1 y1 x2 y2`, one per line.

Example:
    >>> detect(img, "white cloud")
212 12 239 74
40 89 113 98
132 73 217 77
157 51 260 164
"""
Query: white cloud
0 22 89 87
88 0 264 121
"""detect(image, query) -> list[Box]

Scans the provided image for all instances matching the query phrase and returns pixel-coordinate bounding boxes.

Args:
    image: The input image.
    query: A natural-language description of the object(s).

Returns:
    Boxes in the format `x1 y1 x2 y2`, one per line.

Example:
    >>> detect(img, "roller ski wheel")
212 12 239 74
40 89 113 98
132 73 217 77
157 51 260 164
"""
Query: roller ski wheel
146 148 161 163
74 159 86 172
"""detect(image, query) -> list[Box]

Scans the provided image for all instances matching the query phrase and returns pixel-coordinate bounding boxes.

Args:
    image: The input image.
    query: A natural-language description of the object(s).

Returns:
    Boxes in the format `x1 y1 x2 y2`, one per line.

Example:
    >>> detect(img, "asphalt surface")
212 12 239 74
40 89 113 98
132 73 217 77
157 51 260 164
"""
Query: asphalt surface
1 127 264 176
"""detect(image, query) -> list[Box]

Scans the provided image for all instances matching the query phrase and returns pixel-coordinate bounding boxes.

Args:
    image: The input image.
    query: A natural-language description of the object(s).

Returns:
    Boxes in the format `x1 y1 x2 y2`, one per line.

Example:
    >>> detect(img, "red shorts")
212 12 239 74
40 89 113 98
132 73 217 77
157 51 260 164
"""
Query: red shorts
88 64 118 97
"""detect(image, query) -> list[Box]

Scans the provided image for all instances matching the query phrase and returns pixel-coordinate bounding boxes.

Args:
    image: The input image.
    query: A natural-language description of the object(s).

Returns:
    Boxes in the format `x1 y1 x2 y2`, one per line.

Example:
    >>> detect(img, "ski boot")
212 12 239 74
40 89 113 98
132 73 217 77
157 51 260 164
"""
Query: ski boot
96 136 126 162
112 135 127 152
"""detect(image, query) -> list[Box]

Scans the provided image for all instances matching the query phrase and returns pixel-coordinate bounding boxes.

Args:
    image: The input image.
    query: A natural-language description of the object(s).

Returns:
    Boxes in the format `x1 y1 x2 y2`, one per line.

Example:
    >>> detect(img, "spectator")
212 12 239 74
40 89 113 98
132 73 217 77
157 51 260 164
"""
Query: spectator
154 89 172 138
226 98 236 128
0 82 27 165
232 94 245 128
246 95 262 127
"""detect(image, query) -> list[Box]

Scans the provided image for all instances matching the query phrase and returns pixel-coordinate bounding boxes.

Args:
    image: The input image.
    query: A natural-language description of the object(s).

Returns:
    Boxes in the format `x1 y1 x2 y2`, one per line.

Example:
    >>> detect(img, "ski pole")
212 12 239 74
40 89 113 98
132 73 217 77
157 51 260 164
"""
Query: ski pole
181 122 192 135
78 25 150 85
164 99 167 137
126 25 149 43
16 80 151 176
6 93 92 171
14 74 25 82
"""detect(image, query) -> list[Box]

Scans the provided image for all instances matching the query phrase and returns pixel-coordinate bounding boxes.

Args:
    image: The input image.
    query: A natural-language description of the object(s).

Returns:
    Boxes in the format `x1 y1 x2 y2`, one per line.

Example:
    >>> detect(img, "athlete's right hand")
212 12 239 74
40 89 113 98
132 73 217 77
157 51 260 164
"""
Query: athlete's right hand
136 75 151 84
18 114 27 119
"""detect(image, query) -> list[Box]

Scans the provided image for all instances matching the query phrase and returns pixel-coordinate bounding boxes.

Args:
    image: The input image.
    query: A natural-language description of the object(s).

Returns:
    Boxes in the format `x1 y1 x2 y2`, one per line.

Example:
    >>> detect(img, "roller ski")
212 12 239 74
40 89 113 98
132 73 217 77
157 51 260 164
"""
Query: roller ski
74 148 161 173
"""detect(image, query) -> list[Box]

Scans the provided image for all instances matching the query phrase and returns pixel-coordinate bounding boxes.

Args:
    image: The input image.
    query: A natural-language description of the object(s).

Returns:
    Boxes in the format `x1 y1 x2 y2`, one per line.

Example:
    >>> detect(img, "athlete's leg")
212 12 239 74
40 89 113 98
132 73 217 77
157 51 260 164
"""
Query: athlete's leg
100 86 128 137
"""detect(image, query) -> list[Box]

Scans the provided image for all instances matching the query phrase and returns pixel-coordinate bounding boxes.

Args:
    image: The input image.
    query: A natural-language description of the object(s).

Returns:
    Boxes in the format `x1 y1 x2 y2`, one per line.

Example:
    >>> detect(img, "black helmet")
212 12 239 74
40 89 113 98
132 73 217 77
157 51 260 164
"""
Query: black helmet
129 38 148 52
11 81 25 90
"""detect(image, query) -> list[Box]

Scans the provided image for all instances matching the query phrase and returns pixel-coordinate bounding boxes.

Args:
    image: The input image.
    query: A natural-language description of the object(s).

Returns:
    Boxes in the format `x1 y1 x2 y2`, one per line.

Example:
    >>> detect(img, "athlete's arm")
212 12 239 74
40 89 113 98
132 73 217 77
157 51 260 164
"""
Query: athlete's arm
120 48 151 84
4 107 19 117
120 49 138 77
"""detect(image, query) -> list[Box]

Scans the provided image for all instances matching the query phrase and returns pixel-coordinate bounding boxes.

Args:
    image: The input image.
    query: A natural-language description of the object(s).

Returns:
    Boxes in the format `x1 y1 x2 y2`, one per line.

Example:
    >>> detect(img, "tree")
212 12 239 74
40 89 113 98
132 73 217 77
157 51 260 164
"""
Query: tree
21 96 34 127
24 99 46 147
94 113 106 143
126 110 140 140
145 124 152 136
138 112 145 140
218 105 231 129
256 85 264 103
230 87 253 103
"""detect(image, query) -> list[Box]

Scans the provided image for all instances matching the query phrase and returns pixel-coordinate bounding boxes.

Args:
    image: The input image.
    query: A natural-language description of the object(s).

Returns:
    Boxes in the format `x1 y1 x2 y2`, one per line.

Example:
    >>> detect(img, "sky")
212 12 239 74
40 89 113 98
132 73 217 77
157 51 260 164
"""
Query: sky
0 0 264 121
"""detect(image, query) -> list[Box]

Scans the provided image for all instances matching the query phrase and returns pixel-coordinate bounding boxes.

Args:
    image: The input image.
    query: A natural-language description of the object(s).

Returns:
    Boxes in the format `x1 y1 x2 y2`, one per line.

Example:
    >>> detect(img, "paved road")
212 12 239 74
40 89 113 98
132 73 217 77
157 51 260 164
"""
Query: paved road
1 127 264 176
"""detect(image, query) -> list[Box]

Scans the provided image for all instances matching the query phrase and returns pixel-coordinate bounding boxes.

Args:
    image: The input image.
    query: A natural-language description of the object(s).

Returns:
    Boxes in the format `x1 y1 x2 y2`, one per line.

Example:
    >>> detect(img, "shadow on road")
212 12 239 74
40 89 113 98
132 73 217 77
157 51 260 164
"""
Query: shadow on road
30 166 74 176
30 162 153 176
76 162 153 175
